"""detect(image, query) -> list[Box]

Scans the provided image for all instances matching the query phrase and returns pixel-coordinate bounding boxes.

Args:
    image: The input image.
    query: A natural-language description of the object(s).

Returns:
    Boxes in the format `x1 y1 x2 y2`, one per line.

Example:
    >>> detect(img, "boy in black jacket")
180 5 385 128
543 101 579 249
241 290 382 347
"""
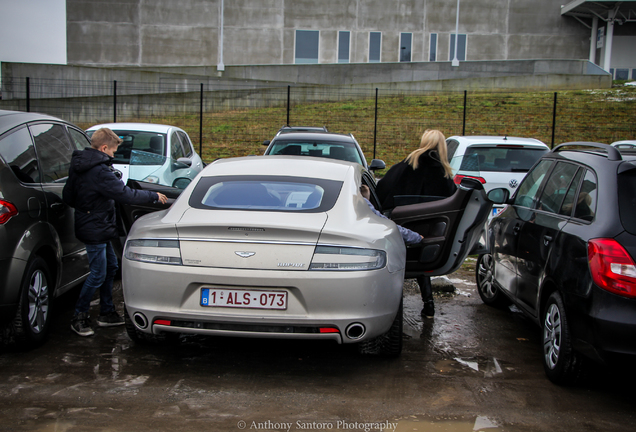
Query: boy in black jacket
63 128 168 336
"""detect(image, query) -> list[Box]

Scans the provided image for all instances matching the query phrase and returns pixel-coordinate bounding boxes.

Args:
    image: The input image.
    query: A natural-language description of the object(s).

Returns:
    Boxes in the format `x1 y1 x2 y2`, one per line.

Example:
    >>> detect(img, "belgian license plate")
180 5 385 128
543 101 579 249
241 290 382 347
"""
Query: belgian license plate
492 207 502 217
200 288 287 310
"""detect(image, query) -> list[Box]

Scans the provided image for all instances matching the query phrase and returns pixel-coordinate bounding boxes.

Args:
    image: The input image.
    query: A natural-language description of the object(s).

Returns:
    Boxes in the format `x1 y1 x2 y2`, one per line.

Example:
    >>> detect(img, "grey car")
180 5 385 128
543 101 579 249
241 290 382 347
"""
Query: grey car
0 110 92 348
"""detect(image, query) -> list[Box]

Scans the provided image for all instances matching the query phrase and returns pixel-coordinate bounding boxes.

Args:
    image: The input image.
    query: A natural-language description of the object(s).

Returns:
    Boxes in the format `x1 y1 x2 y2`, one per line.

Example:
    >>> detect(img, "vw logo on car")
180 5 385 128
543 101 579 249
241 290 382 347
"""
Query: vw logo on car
509 179 519 189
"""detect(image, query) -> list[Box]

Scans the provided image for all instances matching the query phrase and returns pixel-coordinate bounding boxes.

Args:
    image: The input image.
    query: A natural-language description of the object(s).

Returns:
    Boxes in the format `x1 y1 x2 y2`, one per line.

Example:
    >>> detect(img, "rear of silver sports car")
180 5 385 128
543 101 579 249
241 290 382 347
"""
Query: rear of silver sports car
122 167 406 345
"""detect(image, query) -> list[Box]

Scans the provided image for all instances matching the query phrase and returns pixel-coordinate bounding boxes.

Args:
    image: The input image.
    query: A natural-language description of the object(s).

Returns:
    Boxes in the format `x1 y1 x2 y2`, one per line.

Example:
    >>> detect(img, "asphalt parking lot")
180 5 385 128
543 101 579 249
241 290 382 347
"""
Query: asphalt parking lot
1 258 635 432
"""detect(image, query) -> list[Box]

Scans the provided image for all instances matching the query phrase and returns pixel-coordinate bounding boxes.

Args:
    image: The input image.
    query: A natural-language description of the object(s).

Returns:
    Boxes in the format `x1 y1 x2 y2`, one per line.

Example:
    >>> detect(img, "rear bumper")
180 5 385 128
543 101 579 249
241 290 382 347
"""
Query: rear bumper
572 287 636 361
122 258 404 344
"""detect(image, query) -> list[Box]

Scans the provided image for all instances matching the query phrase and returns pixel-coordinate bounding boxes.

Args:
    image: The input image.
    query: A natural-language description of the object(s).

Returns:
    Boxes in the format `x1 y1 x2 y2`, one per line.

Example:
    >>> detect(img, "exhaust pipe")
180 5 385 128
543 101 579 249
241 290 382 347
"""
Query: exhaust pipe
133 312 148 329
345 323 366 340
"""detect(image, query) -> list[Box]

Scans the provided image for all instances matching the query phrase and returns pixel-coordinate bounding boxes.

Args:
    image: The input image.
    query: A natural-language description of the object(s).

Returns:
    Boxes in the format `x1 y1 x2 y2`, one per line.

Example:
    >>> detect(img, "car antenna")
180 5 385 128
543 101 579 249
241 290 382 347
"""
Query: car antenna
503 135 508 140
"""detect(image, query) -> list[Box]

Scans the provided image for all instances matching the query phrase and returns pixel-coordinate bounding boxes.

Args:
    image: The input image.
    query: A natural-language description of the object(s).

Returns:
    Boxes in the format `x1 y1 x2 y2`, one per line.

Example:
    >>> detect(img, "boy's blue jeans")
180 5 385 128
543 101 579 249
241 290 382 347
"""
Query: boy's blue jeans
74 242 119 316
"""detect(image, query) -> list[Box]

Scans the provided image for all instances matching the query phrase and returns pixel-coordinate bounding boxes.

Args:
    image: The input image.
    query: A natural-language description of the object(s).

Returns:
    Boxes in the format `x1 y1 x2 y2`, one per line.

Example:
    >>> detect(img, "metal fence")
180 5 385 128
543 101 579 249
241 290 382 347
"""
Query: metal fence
1 76 635 167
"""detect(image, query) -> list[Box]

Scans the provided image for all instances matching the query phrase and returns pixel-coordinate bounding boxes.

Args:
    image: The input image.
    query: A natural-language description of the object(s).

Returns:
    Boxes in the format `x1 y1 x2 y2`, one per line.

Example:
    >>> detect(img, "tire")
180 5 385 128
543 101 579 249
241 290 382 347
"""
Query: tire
542 292 587 385
476 253 509 308
358 297 403 357
7 257 53 348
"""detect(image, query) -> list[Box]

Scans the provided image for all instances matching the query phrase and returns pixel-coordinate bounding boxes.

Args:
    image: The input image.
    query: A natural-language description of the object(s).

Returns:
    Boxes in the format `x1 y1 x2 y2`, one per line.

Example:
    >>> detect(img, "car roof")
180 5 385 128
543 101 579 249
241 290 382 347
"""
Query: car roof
547 142 636 165
0 109 69 134
447 135 549 147
201 155 357 181
86 123 181 134
271 131 356 143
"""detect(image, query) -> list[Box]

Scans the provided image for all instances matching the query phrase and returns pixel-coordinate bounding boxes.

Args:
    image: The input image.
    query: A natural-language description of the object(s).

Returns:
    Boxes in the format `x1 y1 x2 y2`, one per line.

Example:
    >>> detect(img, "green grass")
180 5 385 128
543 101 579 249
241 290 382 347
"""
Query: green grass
78 85 636 173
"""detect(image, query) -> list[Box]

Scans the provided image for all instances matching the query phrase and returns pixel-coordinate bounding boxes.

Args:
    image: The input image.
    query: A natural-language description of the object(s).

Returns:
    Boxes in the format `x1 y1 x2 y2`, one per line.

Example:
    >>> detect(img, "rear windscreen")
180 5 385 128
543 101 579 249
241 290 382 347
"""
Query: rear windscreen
268 140 363 165
458 147 548 172
618 168 636 234
189 175 343 212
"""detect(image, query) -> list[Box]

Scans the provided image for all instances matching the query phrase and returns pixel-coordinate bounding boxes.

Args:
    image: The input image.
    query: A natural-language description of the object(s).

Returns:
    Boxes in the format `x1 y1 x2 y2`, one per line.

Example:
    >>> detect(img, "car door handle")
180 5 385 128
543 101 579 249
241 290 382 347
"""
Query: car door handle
513 225 521 235
50 202 64 210
543 235 553 246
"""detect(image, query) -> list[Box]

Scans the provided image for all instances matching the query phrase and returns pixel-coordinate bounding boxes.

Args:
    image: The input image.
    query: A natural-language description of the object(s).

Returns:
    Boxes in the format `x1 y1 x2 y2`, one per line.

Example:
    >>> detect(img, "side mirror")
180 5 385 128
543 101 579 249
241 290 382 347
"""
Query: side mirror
487 188 510 204
172 177 192 189
369 159 386 171
263 140 271 146
174 157 192 169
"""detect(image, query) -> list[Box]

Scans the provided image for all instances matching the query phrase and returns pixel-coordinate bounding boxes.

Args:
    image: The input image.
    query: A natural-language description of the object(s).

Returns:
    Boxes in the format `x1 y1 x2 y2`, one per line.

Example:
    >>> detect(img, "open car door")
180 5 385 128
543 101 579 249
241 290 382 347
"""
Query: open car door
388 178 500 278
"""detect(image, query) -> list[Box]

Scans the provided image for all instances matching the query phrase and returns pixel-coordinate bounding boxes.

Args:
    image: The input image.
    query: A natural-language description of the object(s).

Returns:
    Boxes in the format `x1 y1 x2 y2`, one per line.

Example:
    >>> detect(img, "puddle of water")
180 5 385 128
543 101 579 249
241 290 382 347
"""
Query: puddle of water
391 416 501 432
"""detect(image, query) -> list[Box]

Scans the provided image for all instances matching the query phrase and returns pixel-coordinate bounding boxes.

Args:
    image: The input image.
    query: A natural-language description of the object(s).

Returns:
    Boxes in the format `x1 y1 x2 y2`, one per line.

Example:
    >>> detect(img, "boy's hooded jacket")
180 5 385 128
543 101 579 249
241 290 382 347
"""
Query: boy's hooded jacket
63 147 159 244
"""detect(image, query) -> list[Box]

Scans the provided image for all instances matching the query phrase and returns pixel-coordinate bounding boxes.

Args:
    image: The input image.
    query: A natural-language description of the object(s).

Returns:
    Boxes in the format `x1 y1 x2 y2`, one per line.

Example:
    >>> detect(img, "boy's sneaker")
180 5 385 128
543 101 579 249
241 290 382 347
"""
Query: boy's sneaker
97 311 125 327
71 313 94 337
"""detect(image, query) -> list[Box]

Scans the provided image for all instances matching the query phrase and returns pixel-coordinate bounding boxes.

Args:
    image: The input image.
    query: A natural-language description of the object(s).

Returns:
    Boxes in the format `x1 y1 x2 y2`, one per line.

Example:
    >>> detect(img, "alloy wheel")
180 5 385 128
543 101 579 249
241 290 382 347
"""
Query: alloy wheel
477 254 496 299
543 303 562 370
27 269 49 334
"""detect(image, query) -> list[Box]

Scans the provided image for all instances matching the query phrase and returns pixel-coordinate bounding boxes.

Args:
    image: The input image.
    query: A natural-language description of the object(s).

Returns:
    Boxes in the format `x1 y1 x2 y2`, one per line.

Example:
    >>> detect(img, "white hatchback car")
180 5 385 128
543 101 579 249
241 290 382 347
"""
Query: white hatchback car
446 136 550 217
86 123 204 189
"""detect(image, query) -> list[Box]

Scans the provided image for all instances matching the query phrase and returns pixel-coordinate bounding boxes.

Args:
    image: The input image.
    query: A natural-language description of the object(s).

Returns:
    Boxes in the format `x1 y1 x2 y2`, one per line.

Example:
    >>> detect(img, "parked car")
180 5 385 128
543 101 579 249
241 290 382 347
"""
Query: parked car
86 123 204 189
263 128 386 173
121 156 506 356
611 140 636 150
446 136 550 218
0 110 92 348
475 142 636 384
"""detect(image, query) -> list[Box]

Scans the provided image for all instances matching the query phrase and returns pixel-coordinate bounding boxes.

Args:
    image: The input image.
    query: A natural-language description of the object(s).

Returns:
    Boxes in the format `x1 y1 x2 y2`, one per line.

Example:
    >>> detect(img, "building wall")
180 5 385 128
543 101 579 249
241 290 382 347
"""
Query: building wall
66 0 593 68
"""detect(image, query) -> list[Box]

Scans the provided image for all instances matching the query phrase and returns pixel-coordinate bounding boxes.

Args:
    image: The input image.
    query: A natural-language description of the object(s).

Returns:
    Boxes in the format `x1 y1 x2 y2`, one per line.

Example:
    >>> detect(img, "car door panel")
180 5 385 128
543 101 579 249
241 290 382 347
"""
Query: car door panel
390 178 494 277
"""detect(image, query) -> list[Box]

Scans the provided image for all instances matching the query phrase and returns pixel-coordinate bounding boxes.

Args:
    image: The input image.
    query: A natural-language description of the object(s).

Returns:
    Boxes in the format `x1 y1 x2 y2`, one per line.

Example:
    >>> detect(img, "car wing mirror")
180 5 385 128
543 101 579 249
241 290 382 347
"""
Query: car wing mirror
177 158 192 168
487 188 510 204
369 159 386 171
263 140 271 146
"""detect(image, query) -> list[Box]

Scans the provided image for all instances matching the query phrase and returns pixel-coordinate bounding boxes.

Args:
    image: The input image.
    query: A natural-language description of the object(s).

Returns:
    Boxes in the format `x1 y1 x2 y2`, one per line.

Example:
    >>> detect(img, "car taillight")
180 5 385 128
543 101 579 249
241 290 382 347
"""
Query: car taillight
454 174 486 185
0 200 18 224
588 238 636 299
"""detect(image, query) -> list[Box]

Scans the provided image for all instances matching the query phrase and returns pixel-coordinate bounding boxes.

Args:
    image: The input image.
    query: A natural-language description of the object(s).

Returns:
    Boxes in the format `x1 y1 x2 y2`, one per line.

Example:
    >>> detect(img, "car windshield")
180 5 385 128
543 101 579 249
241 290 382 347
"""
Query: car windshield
453 146 548 173
268 140 363 165
189 175 343 212
86 130 167 164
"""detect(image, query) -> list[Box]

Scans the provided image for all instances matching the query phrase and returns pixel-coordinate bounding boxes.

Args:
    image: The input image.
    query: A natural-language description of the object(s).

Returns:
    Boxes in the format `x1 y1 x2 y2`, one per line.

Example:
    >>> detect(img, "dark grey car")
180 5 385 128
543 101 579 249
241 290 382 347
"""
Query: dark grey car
0 110 91 348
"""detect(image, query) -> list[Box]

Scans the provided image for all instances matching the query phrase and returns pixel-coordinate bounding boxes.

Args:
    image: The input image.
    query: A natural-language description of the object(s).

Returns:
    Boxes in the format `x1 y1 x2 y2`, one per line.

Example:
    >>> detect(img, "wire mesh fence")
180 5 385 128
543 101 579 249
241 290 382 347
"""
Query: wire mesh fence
1 76 634 168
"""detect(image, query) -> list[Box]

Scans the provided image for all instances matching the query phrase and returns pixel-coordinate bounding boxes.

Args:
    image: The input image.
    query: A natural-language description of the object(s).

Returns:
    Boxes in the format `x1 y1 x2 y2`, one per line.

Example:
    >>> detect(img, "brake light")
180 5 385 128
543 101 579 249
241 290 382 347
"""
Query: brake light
319 327 340 333
154 319 172 326
0 200 18 224
588 238 636 299
453 174 486 185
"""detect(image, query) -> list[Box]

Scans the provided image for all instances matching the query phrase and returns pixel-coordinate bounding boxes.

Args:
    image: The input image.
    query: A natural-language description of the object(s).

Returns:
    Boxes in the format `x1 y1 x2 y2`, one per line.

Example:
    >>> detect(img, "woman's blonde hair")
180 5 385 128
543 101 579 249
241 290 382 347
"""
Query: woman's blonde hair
404 129 454 178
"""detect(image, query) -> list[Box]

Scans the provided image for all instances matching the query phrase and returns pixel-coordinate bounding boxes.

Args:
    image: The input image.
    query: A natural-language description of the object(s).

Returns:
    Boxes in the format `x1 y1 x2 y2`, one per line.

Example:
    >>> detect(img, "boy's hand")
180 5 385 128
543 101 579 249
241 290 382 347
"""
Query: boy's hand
156 193 168 204
360 185 371 200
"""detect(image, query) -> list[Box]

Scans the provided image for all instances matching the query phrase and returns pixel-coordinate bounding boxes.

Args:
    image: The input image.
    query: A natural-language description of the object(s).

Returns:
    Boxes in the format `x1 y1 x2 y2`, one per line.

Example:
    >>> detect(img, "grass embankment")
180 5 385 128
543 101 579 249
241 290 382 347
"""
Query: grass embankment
80 86 636 173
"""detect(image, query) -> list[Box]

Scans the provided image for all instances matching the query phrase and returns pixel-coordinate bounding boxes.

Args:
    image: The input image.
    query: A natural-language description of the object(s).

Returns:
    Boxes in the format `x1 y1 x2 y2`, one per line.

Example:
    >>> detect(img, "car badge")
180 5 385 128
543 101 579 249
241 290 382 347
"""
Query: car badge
509 179 519 189
235 251 256 258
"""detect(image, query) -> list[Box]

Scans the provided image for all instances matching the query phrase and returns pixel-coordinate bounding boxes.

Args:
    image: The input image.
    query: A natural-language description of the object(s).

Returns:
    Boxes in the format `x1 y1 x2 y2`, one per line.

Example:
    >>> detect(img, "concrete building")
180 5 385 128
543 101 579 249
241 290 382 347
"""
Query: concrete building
63 0 635 79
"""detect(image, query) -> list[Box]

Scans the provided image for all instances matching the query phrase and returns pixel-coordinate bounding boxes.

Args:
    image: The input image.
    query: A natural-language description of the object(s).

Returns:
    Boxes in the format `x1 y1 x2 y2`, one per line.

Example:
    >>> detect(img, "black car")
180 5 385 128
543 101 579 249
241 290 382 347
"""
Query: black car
262 127 386 172
476 142 636 384
0 110 92 348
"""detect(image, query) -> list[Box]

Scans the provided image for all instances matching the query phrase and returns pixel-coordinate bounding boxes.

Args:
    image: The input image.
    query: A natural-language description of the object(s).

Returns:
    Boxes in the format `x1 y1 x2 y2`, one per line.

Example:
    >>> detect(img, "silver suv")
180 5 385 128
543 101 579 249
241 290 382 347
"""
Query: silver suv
0 110 91 348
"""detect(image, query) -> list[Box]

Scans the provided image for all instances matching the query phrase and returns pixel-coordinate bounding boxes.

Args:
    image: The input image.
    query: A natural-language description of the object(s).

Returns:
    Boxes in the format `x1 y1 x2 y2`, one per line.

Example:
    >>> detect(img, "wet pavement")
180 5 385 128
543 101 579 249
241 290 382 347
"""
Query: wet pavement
2 258 636 432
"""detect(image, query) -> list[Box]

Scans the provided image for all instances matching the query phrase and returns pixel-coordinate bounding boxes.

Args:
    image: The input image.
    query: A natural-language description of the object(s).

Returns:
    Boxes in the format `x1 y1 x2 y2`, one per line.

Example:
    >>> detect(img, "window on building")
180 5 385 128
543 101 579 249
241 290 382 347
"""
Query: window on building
338 31 350 63
295 30 319 64
616 69 629 80
400 33 412 62
429 33 437 62
369 32 381 63
450 34 467 61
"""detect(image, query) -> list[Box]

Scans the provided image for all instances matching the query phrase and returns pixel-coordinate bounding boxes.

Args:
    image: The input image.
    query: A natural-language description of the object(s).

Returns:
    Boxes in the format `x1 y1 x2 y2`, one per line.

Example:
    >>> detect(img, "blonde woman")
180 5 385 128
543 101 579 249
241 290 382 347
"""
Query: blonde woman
375 129 456 318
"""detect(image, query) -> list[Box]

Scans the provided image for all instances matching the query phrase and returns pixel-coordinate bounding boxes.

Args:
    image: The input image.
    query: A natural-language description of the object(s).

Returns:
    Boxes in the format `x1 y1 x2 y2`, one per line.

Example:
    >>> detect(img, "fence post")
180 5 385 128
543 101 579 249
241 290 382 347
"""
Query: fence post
26 77 30 112
373 88 378 159
462 90 467 136
200 83 204 156
551 92 558 148
113 80 117 123
286 85 291 126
